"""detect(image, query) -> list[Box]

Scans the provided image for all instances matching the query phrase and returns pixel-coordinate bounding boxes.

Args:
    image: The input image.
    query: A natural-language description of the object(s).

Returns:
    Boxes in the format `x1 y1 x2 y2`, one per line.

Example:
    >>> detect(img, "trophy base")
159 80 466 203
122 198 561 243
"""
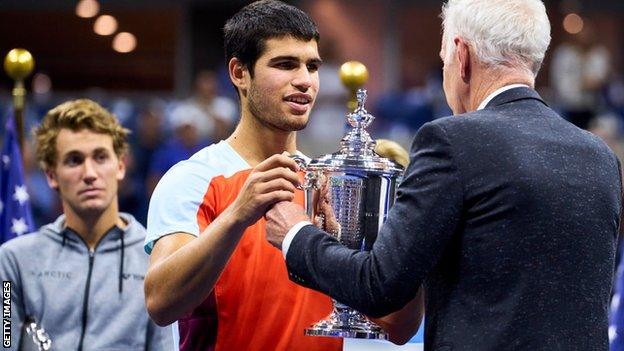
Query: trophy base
304 306 388 340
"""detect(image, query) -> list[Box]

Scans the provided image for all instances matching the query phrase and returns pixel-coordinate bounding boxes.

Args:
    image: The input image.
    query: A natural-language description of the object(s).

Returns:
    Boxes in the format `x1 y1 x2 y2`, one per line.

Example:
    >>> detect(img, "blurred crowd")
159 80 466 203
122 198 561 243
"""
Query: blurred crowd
1 69 239 227
2 27 624 229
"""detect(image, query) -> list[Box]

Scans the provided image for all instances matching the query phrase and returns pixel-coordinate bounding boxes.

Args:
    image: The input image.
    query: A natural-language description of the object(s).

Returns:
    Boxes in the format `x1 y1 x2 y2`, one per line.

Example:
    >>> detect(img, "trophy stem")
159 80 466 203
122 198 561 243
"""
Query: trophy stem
304 299 388 340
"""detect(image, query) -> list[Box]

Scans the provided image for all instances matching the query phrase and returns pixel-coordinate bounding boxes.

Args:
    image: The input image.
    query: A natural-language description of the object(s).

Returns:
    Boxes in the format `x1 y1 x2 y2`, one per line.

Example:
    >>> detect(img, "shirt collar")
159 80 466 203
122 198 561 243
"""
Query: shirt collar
477 84 530 110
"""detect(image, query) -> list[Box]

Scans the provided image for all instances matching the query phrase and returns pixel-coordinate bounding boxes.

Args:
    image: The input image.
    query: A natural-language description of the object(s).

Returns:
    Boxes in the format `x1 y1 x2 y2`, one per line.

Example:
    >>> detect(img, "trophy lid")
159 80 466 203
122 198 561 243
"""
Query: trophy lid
307 89 404 176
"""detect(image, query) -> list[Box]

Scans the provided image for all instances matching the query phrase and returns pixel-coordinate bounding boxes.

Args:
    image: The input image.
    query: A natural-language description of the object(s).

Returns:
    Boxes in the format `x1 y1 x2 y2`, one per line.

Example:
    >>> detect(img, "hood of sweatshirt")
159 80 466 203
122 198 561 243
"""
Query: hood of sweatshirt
40 212 145 294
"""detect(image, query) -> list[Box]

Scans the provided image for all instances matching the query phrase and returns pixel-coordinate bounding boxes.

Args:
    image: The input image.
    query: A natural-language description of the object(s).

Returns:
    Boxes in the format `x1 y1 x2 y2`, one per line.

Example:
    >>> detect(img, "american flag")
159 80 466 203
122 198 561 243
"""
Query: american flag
0 114 35 243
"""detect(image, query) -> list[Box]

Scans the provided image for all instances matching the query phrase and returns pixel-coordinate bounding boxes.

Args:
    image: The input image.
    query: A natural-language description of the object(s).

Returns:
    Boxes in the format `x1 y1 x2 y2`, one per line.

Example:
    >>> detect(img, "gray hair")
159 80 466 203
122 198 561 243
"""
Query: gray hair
441 0 551 77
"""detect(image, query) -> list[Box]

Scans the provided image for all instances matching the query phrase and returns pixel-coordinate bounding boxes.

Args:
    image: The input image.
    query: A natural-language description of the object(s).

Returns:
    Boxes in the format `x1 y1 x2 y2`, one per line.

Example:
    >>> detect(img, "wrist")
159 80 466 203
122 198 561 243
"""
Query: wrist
282 221 313 258
220 205 250 234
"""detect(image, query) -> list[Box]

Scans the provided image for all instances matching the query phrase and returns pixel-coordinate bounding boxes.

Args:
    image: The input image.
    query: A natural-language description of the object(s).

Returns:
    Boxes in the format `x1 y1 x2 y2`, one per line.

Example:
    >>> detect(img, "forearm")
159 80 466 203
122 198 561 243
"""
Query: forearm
286 226 412 317
145 206 246 325
146 153 301 325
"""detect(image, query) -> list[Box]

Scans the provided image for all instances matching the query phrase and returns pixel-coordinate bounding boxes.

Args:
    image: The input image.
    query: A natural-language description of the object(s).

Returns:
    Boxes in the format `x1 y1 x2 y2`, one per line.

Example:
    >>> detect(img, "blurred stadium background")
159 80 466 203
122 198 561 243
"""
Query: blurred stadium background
1 0 623 228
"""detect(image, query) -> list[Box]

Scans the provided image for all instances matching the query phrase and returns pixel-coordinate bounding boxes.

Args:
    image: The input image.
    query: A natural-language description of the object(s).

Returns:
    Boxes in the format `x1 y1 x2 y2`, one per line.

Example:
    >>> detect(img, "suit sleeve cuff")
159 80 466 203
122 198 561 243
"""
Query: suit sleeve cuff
282 221 313 259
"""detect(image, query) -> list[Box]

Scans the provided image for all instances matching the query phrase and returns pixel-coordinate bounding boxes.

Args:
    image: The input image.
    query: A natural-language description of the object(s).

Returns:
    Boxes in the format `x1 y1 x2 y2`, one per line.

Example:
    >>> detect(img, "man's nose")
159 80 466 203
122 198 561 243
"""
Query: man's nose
82 158 98 182
292 66 313 91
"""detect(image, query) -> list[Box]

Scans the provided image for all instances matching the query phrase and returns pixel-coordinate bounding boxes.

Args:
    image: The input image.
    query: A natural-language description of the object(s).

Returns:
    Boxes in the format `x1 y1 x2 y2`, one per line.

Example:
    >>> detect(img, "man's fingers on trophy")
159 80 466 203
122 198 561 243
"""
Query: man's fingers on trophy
253 154 281 172
258 167 301 188
259 178 297 194
313 214 325 228
256 154 299 173
260 190 295 205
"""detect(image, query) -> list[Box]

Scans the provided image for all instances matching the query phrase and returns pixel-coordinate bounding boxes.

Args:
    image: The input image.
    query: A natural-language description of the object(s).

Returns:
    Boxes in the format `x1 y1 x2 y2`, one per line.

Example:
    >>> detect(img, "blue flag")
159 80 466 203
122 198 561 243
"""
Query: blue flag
0 114 35 243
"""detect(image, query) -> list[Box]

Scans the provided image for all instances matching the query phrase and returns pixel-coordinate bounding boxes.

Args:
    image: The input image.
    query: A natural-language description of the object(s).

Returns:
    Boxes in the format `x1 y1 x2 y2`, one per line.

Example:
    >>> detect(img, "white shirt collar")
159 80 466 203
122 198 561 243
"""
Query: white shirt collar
477 84 530 110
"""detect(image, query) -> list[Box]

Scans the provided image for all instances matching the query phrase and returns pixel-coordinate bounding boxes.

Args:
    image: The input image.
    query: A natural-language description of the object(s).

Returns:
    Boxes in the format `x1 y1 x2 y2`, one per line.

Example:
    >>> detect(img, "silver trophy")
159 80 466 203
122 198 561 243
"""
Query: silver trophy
294 89 403 339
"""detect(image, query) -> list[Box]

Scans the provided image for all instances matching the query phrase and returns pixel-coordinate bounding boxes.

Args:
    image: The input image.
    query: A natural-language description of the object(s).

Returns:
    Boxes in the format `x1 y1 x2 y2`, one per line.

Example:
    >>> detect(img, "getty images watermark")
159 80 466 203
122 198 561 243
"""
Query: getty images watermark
2 281 10 348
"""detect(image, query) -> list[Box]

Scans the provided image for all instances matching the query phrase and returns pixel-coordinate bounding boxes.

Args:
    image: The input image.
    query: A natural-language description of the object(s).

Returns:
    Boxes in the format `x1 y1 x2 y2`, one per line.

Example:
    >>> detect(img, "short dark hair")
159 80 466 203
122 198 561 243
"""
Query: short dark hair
224 0 320 77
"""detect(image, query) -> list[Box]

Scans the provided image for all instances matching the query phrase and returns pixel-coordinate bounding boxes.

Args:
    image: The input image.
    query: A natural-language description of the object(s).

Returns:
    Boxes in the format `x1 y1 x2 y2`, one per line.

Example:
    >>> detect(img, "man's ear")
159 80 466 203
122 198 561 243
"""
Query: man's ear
45 168 59 191
116 155 126 182
455 37 471 82
228 57 248 95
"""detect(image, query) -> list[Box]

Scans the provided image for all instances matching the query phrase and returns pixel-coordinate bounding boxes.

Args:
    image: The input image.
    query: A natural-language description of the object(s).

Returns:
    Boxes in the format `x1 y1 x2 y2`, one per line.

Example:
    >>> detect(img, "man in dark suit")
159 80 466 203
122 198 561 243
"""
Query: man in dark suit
265 0 623 349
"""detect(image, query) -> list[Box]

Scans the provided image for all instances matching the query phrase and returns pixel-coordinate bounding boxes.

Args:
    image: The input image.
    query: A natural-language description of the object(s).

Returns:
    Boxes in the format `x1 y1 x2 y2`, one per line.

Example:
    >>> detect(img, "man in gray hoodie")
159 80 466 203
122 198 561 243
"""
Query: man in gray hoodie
0 99 172 350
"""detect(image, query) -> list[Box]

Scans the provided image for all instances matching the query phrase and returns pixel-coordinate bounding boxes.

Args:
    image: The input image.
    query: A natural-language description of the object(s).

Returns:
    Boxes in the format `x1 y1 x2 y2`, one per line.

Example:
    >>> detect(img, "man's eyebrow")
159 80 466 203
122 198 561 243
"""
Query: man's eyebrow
60 150 82 159
93 147 110 153
268 55 299 63
267 56 323 65
61 147 109 158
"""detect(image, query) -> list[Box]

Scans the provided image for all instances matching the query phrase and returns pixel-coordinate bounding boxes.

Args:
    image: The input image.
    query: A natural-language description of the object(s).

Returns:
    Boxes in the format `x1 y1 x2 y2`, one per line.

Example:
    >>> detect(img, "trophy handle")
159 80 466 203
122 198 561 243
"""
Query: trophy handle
289 155 325 223
289 155 321 191
290 154 308 172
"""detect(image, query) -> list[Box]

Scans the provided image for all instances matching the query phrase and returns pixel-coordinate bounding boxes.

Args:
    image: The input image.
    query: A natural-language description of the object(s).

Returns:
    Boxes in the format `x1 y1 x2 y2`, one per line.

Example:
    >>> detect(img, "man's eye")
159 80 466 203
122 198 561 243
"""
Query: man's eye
307 63 319 72
276 62 297 69
64 156 82 166
94 153 109 163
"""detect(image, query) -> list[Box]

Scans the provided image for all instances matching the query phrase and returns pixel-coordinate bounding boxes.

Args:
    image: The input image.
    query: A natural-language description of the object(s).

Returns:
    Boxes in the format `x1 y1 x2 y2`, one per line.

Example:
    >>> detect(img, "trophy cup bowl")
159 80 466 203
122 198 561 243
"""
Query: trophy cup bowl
294 89 403 339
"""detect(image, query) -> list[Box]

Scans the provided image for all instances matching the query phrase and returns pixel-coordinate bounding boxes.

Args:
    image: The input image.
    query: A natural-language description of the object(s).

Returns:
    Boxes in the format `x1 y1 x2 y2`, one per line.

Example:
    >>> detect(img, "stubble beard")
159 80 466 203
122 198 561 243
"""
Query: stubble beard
247 83 309 132
62 187 117 224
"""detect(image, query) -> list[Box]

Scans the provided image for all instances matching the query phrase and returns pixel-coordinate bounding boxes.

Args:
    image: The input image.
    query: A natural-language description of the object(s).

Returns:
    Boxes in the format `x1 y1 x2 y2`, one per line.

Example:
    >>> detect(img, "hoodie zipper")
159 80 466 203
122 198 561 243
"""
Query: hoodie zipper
63 225 123 351
77 249 95 351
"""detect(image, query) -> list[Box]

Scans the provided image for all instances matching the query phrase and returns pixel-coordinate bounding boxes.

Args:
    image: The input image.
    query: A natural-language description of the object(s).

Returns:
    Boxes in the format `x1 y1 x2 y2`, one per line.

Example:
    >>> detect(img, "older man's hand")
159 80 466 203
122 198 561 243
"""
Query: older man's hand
265 201 310 250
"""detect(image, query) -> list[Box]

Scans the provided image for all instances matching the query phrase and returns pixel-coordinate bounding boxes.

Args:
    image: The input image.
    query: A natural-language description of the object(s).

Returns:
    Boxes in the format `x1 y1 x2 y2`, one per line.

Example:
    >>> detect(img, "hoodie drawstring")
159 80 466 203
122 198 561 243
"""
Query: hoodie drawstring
119 232 125 294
